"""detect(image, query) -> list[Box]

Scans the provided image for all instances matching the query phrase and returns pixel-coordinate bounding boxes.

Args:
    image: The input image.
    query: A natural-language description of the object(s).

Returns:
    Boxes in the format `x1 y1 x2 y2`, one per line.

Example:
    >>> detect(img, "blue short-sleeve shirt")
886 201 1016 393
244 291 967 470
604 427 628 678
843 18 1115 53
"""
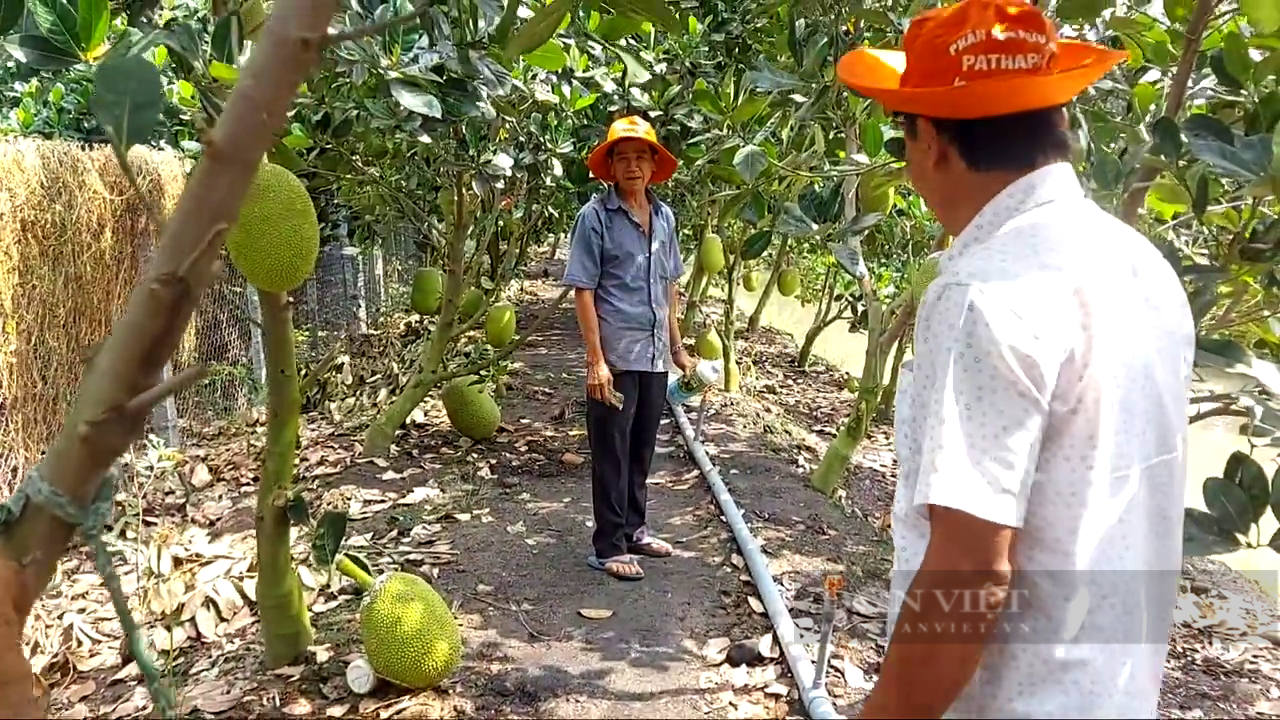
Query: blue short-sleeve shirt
561 186 684 373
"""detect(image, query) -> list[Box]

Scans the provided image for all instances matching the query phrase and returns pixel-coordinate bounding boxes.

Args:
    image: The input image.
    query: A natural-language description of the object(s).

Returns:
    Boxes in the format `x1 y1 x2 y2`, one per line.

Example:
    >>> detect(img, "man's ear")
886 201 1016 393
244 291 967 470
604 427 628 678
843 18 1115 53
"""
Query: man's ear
915 117 950 173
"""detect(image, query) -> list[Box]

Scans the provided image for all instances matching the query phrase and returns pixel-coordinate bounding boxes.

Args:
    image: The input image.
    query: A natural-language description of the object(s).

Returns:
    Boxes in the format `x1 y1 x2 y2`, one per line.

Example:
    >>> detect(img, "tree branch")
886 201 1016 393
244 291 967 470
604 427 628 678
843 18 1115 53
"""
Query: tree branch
431 286 572 386
0 0 340 629
1119 0 1219 225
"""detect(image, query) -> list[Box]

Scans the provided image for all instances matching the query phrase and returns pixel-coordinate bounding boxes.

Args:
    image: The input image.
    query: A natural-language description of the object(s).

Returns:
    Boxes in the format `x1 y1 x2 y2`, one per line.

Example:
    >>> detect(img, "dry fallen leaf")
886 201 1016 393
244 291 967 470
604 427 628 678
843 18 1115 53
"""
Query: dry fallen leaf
747 595 765 614
701 636 732 664
578 608 614 620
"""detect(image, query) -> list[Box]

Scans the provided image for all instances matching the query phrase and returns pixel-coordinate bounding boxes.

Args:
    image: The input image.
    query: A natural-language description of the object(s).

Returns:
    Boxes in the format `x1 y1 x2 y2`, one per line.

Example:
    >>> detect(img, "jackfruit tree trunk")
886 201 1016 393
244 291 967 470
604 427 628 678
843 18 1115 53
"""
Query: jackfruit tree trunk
255 289 314 668
0 2 337 716
748 238 788 332
720 225 741 394
810 279 913 496
797 265 838 368
363 176 470 456
679 255 706 336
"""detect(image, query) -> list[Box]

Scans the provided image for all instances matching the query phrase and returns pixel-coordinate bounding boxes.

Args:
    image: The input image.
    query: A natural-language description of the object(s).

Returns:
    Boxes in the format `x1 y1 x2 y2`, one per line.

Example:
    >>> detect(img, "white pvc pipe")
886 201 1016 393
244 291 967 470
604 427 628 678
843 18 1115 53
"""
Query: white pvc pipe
669 400 846 720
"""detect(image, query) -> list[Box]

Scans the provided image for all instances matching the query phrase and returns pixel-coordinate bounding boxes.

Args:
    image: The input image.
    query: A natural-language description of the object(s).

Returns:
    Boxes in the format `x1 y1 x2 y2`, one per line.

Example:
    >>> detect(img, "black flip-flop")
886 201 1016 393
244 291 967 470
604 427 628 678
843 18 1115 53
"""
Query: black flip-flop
587 553 644 581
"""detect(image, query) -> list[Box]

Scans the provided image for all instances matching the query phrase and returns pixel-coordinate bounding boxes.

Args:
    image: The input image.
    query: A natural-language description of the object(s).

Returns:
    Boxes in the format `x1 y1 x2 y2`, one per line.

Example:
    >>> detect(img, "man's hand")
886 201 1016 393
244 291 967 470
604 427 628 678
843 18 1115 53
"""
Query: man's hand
586 358 614 403
672 347 697 375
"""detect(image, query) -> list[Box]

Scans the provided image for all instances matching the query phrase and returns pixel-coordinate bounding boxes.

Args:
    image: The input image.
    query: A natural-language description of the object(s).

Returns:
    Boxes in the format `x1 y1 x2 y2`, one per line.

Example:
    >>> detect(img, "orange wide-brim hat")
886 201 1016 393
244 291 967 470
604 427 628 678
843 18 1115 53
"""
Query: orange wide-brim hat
586 116 679 184
836 0 1129 120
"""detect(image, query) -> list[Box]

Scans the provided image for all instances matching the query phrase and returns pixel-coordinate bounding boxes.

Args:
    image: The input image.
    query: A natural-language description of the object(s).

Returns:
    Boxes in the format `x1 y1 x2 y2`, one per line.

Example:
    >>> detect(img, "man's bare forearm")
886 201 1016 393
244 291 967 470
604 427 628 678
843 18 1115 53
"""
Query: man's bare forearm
573 288 606 365
668 283 684 351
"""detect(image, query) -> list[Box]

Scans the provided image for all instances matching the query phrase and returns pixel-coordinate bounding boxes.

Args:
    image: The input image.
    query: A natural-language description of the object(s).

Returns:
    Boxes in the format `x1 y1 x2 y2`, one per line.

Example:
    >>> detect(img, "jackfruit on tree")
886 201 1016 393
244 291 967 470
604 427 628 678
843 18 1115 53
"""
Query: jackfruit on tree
699 233 725 275
777 267 801 297
240 0 269 41
907 253 941 303
742 270 761 292
857 178 897 216
695 327 723 360
335 554 462 691
411 267 443 316
225 161 320 293
459 287 485 321
440 376 501 441
485 302 517 348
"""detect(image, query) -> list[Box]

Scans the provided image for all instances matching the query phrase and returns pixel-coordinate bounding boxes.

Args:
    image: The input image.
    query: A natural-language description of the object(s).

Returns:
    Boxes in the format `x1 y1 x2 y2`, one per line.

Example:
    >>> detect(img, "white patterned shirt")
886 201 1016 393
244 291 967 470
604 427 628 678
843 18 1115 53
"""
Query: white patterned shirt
888 162 1195 718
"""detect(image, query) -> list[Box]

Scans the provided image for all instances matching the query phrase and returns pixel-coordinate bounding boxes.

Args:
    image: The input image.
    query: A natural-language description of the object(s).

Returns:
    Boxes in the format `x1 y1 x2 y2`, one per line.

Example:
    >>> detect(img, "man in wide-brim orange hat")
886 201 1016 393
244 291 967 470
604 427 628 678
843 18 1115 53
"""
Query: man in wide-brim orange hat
838 1 1197 718
561 115 695 582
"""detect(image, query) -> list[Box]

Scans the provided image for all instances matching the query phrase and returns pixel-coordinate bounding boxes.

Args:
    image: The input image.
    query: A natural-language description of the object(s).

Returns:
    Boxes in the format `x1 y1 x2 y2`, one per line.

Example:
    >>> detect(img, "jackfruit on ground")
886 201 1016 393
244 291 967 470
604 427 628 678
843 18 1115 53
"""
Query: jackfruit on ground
742 270 761 292
411 267 443 315
440 376 501 441
777 267 801 297
358 570 463 690
485 302 517 348
225 162 320 293
699 234 725 275
459 287 485 321
695 327 723 360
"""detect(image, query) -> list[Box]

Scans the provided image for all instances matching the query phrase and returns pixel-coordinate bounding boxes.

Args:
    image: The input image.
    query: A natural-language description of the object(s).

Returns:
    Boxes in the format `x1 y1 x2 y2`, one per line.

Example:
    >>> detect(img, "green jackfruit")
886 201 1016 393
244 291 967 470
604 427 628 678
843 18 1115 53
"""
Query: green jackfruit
777 267 801 297
742 270 761 292
700 234 725 275
336 555 462 691
695 327 723 360
241 0 268 41
907 254 941 303
857 179 897 216
459 288 485 321
440 376 501 441
225 162 320 293
411 268 443 316
486 302 517 348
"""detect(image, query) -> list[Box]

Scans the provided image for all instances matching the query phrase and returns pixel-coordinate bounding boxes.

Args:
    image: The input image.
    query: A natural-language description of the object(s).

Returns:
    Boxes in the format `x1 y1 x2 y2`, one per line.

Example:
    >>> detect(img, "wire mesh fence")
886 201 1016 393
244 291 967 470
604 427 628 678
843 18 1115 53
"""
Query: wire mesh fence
149 228 424 448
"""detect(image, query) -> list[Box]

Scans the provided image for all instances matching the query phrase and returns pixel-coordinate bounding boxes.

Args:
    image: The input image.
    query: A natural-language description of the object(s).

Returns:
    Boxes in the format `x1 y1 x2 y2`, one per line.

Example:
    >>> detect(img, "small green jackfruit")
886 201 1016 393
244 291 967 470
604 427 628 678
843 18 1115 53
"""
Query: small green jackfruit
411 268 443 315
486 302 517 348
742 270 761 292
695 327 723 360
337 555 463 691
440 376 501 441
907 254 941 303
700 234 726 275
857 179 897 216
225 162 320 293
777 267 801 297
459 288 485 321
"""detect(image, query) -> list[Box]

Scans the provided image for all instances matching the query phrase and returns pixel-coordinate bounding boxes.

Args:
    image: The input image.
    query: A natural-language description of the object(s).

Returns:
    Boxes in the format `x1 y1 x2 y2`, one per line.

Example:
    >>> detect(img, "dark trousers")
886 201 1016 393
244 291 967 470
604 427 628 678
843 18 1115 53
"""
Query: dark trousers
587 370 668 560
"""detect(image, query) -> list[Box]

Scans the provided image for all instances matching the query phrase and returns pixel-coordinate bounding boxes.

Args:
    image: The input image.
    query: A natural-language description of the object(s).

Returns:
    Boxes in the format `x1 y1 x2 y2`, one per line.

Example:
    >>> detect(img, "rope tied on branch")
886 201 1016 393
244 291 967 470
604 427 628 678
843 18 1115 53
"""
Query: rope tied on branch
0 464 178 718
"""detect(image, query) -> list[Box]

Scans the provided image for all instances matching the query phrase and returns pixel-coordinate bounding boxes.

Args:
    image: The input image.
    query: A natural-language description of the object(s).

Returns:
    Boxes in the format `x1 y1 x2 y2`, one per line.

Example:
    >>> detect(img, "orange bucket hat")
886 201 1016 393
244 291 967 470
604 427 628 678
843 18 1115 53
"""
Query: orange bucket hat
836 0 1128 120
586 116 679 184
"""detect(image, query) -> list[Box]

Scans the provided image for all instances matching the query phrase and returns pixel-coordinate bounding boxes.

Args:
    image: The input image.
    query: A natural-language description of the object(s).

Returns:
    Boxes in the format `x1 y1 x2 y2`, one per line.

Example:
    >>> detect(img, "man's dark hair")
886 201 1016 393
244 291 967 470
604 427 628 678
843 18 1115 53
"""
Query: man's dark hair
898 105 1073 174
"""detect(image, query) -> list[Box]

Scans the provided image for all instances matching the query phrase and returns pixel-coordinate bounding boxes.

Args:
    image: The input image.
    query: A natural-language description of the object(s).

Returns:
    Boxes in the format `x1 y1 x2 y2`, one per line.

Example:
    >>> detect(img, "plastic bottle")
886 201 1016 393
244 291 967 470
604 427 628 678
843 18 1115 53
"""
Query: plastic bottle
667 358 724 405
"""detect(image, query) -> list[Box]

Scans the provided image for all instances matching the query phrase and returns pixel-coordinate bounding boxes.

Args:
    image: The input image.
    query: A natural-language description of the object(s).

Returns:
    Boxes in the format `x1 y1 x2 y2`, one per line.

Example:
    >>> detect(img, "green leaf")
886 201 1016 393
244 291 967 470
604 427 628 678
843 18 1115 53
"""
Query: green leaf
1224 450 1270 523
612 45 650 84
1163 0 1192 25
733 145 767 183
860 119 885 159
504 0 575 59
2 32 81 68
1221 31 1253 89
1243 0 1280 34
884 136 906 162
208 59 238 84
1204 476 1254 536
1054 0 1110 24
829 240 868 280
524 39 567 71
89 51 164 158
76 0 106 55
595 13 643 40
1271 120 1280 183
29 0 78 52
1149 179 1191 209
740 229 772 261
311 506 350 569
775 202 818 236
1183 508 1243 557
389 79 443 118
742 61 805 92
728 94 768 126
0 0 23 36
603 0 680 34
1183 114 1275 181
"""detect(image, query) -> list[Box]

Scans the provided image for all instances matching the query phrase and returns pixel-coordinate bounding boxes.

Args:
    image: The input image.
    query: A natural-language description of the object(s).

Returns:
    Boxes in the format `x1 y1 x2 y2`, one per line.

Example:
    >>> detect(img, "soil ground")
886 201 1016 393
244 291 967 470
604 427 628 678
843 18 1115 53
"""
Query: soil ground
21 273 1280 719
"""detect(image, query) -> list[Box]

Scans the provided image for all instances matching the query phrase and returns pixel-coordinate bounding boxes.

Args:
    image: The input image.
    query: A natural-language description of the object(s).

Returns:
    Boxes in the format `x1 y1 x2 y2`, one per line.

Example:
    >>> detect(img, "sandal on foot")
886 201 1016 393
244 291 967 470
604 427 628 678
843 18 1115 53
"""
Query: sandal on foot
587 554 645 581
627 536 673 558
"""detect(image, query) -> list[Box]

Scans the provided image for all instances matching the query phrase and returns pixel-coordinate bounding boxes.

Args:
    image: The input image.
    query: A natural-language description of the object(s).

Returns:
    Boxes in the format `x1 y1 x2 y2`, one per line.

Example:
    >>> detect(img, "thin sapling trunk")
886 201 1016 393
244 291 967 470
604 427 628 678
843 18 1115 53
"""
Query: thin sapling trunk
748 238 788 332
255 289 314 668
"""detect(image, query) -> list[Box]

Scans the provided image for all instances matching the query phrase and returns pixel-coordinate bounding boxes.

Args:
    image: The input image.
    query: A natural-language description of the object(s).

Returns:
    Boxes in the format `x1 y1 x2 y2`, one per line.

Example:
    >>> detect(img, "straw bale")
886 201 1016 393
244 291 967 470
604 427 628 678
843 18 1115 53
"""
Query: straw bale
0 138 187 491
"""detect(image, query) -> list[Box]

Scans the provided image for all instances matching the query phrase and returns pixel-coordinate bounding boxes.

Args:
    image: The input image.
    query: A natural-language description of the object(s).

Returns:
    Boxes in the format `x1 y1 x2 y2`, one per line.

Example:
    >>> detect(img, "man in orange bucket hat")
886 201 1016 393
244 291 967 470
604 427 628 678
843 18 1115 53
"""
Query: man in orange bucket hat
838 1 1196 718
562 115 695 582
